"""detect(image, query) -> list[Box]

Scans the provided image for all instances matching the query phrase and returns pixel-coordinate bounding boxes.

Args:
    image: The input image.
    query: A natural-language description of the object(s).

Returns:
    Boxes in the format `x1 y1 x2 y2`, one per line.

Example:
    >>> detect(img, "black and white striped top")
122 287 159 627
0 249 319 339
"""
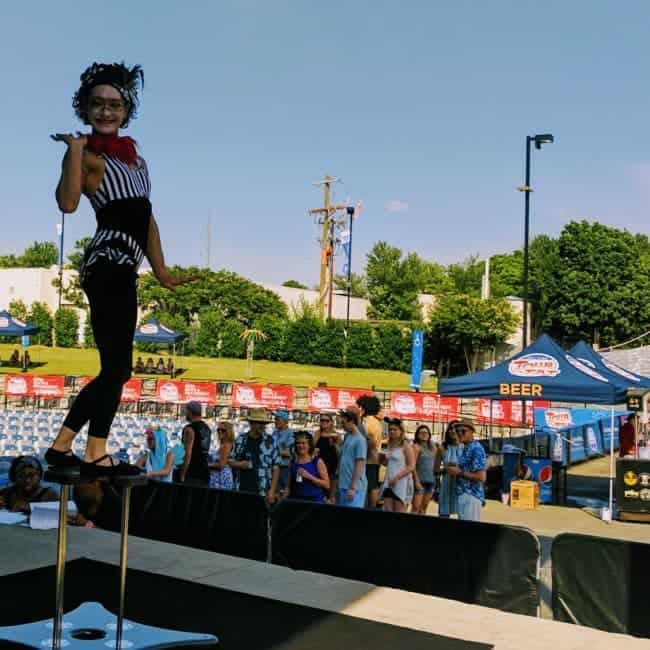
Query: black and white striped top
81 154 152 279
89 154 151 211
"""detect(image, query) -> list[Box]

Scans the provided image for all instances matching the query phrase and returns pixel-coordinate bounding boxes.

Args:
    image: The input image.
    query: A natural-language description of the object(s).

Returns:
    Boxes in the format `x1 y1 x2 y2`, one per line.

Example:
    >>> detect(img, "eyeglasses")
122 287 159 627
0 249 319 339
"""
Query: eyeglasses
89 97 126 113
319 418 331 423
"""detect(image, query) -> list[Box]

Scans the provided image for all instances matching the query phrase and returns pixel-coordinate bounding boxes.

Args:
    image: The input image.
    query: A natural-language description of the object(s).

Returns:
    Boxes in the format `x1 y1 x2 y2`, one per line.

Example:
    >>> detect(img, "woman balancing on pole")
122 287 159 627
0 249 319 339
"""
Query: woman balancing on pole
47 62 194 477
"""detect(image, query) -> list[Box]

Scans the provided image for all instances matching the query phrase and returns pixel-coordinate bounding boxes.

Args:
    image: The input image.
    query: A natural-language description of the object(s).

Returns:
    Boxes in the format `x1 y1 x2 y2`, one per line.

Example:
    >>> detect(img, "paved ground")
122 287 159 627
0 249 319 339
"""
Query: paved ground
1 525 649 650
422 456 650 619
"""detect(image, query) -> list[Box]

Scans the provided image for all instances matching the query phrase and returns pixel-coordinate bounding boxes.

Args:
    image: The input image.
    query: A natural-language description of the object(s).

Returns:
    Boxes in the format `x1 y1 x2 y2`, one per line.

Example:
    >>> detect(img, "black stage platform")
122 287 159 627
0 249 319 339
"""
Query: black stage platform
0 558 493 650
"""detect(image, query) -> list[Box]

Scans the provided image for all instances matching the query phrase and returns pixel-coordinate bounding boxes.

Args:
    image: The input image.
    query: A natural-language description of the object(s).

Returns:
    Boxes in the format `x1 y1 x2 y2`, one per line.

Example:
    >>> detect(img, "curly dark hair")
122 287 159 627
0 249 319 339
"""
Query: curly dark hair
356 394 381 416
73 62 144 128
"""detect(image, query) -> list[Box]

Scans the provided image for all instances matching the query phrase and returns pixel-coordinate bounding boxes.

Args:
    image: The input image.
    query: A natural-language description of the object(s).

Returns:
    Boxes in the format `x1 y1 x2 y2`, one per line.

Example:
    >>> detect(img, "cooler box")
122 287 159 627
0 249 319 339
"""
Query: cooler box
510 480 539 509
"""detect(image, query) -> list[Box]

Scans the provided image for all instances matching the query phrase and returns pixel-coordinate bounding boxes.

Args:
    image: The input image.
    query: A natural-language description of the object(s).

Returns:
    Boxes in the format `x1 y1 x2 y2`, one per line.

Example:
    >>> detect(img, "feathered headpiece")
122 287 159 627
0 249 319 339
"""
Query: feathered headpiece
73 62 144 128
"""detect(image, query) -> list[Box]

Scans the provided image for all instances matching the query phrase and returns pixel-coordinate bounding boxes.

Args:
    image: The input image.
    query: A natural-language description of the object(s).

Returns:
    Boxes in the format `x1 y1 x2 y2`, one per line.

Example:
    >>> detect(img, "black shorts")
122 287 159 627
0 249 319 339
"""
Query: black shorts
382 487 403 503
366 464 380 491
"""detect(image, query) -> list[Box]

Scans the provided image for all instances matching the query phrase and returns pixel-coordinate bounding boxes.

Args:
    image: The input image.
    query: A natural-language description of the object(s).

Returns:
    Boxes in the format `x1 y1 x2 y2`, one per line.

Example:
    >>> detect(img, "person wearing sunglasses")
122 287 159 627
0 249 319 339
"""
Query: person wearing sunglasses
209 421 235 490
438 421 462 518
446 419 486 522
284 431 329 503
313 411 340 502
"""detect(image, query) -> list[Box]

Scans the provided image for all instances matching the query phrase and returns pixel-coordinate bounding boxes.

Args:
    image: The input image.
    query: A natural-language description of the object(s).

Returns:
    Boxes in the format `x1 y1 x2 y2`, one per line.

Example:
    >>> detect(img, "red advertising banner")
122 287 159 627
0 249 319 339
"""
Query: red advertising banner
307 387 374 412
3 375 33 396
231 383 295 410
32 375 65 398
155 380 185 403
475 399 550 426
81 376 143 402
389 392 460 421
120 378 143 402
181 381 217 404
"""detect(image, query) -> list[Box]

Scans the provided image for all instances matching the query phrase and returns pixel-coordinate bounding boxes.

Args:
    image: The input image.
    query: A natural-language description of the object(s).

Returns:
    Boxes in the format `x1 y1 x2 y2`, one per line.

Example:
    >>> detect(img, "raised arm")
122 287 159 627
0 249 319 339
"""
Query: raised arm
51 134 87 213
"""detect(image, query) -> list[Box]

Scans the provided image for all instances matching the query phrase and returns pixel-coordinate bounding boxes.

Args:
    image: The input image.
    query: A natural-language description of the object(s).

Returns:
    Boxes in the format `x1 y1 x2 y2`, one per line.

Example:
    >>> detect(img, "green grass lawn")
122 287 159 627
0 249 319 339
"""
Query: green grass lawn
0 343 434 391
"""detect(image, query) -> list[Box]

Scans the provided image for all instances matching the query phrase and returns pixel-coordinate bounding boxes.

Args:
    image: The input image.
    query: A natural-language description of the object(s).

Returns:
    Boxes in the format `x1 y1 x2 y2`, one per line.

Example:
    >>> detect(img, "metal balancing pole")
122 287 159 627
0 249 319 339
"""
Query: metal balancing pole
522 136 532 349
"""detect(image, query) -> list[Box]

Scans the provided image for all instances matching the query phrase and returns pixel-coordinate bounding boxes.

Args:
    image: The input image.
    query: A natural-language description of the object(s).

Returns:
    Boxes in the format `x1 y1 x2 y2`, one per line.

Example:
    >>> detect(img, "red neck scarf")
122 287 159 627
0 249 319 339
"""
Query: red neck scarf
86 132 137 166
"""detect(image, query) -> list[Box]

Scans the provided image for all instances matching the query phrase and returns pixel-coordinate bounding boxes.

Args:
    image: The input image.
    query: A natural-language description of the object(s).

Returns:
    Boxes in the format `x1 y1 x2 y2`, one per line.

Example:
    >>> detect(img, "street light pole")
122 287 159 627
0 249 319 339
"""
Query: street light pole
522 136 532 348
519 133 554 349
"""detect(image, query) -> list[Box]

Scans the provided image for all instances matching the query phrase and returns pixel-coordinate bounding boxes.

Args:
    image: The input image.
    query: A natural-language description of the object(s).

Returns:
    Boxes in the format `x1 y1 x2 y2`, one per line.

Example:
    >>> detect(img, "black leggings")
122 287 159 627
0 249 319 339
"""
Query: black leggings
63 270 137 439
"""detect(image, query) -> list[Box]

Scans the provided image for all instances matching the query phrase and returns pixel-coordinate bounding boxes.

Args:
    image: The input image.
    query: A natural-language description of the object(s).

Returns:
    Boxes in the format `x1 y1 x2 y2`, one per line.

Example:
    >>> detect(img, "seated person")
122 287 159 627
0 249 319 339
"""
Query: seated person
156 357 166 374
144 357 155 373
166 358 174 376
135 426 175 481
72 480 122 530
134 356 145 373
9 349 20 366
0 456 58 513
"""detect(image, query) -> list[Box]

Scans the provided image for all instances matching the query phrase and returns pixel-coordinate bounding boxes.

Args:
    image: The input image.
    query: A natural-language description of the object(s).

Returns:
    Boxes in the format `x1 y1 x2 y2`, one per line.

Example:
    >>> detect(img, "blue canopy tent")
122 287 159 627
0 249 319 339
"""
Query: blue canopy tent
0 310 39 337
134 319 186 377
438 334 627 519
438 334 626 404
570 340 650 389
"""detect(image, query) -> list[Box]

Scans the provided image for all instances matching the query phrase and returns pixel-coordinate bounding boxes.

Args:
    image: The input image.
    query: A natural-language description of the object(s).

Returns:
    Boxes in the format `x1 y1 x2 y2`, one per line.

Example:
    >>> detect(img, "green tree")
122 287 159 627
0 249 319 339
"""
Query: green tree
21 241 59 267
373 322 412 372
333 273 369 298
54 308 79 348
28 302 53 346
138 267 288 327
428 294 519 372
366 242 421 321
530 221 650 346
252 314 288 361
490 251 523 298
83 316 95 348
0 253 20 267
8 299 28 322
282 279 308 290
446 255 484 297
67 237 93 272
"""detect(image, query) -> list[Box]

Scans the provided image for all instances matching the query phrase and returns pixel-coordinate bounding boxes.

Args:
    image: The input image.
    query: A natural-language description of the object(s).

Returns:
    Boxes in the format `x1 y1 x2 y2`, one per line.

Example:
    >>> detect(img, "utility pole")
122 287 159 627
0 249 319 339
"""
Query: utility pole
308 176 348 320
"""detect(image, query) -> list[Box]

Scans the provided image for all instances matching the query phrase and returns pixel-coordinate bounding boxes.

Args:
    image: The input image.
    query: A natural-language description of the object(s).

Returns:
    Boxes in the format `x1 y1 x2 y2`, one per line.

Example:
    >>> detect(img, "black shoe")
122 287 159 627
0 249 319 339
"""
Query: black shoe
45 447 82 468
80 455 143 479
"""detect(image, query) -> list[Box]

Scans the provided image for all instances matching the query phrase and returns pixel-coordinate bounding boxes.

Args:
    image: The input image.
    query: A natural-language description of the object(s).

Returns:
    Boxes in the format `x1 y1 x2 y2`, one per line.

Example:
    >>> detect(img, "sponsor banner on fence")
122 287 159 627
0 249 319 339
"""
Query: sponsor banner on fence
231 383 295 410
182 380 217 404
156 380 216 404
81 376 143 402
1 374 65 398
476 399 550 426
389 392 460 421
307 387 374 412
32 375 65 398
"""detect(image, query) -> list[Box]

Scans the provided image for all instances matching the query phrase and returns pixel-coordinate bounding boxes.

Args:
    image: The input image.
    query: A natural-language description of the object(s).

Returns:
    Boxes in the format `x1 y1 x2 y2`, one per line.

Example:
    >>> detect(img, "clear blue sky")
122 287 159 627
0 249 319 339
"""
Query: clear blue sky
2 1 649 285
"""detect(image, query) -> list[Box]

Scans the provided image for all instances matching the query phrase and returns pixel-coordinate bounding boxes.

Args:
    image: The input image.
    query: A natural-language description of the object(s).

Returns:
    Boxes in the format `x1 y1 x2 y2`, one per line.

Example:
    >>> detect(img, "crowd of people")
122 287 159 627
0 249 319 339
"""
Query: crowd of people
169 395 487 522
0 396 487 524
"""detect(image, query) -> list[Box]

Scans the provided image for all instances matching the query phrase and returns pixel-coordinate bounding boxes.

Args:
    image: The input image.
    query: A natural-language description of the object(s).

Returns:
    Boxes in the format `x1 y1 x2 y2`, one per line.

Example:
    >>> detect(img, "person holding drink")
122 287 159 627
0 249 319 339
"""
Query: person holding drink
284 431 330 503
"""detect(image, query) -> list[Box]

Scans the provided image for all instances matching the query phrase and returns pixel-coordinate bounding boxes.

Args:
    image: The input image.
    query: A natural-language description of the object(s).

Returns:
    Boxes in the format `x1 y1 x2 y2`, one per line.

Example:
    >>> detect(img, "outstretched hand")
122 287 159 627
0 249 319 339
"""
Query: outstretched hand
156 269 201 291
50 132 87 148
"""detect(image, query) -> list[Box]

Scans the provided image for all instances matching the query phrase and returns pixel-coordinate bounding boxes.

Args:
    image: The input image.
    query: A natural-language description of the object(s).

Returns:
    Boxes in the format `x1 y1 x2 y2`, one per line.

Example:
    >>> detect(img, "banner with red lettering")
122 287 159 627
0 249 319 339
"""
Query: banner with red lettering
307 387 374 412
81 376 143 402
389 392 460 421
120 378 143 402
32 375 65 398
475 399 550 426
182 381 217 404
231 383 295 410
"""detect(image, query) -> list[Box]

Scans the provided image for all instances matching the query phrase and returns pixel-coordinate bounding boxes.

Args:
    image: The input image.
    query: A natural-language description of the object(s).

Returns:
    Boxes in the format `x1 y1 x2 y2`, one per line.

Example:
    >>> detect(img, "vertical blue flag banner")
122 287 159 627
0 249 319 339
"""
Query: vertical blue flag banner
340 229 351 277
410 329 424 390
